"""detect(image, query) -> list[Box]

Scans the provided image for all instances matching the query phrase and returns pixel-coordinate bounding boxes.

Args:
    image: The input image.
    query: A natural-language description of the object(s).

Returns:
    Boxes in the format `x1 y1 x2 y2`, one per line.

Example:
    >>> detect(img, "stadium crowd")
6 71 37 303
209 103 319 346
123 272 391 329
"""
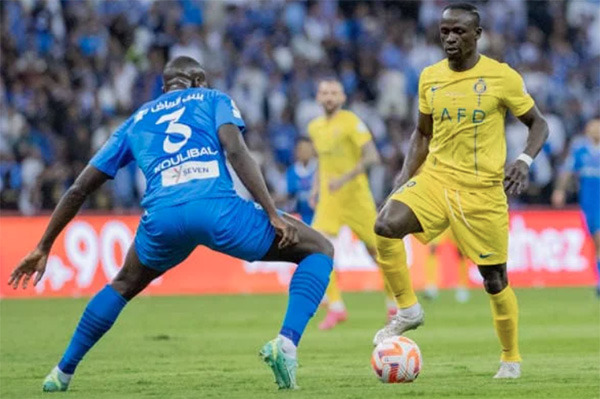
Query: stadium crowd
1 0 599 214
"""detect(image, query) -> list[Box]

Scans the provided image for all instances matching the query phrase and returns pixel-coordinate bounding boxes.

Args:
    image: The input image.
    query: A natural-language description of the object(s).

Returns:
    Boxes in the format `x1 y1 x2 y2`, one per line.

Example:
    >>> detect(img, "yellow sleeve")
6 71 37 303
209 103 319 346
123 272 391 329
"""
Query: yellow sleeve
502 65 535 117
418 68 432 115
347 113 372 148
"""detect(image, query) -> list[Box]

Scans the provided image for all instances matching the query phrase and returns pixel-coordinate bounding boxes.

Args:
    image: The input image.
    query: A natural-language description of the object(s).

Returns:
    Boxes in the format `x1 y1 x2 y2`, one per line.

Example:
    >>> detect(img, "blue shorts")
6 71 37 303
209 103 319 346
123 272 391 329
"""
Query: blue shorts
134 197 276 272
582 206 600 235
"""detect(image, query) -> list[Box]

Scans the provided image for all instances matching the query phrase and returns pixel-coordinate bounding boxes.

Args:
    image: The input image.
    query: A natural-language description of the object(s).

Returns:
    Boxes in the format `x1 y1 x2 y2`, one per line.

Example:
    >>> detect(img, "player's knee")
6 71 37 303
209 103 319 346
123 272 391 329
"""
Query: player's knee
375 217 404 239
316 237 334 259
481 272 507 294
111 273 144 300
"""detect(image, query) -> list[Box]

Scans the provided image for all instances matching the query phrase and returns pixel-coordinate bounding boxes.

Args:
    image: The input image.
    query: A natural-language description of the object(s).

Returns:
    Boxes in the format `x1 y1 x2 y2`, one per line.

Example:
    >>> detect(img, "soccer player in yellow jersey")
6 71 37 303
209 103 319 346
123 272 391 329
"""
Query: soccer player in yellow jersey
372 3 548 379
308 78 397 329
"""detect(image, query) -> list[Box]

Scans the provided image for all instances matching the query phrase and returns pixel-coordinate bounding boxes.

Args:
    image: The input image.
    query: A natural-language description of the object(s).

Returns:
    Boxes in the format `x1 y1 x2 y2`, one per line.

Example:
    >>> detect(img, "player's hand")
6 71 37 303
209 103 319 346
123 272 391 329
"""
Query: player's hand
328 177 344 192
8 247 49 289
551 190 566 208
270 215 299 249
504 160 529 196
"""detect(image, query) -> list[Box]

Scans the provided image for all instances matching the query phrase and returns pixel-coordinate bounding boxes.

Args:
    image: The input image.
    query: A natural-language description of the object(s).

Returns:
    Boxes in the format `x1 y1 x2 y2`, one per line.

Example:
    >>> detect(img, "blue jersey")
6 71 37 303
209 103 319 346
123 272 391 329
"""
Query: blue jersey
564 137 600 211
90 88 245 210
286 160 317 224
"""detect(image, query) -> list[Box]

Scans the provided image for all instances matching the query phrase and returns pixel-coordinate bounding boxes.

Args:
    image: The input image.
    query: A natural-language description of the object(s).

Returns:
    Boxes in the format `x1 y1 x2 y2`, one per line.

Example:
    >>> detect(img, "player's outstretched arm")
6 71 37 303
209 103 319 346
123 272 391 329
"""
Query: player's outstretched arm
504 105 549 195
8 166 109 289
393 112 433 190
218 124 298 248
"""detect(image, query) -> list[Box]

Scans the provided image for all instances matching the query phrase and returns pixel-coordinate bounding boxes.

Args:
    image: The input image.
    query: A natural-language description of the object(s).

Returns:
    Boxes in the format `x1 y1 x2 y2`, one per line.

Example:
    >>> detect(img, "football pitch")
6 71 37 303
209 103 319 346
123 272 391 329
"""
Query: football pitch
1 288 598 399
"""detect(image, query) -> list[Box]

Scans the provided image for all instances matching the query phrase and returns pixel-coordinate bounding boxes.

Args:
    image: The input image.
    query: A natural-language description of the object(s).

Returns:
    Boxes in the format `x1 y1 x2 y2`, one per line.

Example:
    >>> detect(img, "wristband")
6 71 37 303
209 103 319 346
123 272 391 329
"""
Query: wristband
517 153 533 167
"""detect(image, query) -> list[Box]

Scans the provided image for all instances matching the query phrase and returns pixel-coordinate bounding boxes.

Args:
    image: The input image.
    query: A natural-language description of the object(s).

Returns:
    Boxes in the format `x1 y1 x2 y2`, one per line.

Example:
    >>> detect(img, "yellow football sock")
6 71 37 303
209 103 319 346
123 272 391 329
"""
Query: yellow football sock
489 286 521 362
425 250 439 288
366 246 396 307
375 234 417 308
383 280 396 308
383 280 394 299
457 256 469 287
325 271 343 305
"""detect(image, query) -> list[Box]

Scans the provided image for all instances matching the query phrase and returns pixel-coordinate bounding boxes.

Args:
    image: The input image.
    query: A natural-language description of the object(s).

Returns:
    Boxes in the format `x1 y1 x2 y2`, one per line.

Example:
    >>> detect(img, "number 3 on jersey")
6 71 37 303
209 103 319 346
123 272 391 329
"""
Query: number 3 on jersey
156 107 191 154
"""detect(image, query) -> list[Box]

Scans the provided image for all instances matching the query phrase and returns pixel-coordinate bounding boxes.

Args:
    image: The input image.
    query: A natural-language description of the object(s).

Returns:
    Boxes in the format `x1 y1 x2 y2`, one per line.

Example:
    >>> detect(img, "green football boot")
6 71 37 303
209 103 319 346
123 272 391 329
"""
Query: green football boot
42 367 70 392
259 337 298 389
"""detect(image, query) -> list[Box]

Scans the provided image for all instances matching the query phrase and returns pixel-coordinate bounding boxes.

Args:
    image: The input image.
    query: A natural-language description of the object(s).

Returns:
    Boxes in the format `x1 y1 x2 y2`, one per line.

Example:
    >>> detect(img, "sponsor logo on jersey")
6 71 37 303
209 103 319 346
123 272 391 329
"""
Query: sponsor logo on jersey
161 160 220 187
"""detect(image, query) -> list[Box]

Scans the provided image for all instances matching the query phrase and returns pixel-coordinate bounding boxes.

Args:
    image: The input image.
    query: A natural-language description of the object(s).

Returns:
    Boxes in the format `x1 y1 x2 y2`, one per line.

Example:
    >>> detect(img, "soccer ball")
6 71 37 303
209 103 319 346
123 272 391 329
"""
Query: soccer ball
371 336 422 383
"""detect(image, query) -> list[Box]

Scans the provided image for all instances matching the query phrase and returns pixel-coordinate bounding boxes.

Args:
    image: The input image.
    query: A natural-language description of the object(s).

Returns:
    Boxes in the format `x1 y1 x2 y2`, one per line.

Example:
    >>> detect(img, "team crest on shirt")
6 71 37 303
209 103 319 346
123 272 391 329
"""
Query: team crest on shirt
473 78 487 94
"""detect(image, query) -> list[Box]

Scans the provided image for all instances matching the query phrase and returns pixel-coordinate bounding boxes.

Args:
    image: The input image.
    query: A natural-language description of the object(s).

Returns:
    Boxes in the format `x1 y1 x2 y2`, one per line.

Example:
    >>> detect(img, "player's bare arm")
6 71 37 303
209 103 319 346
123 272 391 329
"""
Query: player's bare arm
551 170 573 208
504 105 549 196
218 123 298 248
329 141 380 192
8 166 109 289
393 112 433 190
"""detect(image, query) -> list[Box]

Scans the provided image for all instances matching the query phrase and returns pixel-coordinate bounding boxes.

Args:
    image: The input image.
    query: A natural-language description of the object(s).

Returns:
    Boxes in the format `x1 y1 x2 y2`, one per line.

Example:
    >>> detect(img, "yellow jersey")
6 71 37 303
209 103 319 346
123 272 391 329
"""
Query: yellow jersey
307 110 372 200
418 55 535 189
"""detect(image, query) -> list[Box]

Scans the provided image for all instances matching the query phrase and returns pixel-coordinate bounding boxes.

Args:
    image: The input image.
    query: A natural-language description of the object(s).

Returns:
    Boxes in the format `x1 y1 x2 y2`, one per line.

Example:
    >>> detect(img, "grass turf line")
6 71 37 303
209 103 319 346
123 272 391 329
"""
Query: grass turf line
1 287 598 399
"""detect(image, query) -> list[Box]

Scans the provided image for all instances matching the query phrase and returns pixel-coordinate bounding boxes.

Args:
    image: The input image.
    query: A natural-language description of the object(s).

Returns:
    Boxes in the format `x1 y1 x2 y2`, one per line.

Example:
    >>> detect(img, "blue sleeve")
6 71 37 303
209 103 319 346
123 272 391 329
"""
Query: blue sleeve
286 168 297 195
89 118 134 178
214 92 245 132
563 145 582 174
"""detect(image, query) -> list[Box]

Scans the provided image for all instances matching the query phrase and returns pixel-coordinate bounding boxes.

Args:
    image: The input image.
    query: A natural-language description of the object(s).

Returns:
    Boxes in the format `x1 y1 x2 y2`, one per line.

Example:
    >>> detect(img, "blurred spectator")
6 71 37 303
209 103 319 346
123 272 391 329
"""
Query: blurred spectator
1 0 599 214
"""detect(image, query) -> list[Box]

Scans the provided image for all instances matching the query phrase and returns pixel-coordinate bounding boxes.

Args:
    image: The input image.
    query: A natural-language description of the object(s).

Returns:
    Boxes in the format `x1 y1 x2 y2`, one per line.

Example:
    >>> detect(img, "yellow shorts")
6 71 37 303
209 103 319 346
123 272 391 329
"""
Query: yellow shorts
312 194 378 249
390 172 508 265
428 228 454 246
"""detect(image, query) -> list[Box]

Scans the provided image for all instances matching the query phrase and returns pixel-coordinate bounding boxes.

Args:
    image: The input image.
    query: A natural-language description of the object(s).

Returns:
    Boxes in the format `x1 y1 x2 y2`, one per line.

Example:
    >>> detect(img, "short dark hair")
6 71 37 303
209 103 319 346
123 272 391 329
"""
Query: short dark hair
296 136 312 146
442 3 481 27
163 56 205 87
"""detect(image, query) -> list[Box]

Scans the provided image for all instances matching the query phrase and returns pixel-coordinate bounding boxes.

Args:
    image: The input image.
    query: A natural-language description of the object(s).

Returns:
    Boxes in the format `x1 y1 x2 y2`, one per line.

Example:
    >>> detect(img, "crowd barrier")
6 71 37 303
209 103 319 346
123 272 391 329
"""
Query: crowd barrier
0 209 596 298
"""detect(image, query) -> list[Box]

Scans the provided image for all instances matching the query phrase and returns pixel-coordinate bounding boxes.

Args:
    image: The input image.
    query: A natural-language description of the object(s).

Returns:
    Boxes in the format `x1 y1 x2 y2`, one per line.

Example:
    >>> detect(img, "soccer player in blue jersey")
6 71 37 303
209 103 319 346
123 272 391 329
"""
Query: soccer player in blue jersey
553 118 600 296
8 56 334 391
286 137 317 225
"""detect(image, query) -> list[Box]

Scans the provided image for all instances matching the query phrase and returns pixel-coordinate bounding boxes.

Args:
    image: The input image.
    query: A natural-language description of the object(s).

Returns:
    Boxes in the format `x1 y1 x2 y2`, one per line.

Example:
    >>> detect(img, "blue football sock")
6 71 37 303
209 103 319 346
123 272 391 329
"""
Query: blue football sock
596 259 600 287
58 285 127 374
280 253 333 346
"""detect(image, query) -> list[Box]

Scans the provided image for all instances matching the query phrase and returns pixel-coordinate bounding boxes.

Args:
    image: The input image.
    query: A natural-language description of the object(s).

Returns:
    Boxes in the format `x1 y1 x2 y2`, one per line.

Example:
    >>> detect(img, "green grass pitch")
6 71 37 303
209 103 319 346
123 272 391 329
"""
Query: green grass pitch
1 287 598 399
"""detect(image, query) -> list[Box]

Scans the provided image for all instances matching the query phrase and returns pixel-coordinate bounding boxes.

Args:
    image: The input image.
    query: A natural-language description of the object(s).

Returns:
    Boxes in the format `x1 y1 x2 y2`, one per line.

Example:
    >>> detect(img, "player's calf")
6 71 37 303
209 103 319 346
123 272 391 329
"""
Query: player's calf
42 248 161 392
479 264 521 375
259 216 334 388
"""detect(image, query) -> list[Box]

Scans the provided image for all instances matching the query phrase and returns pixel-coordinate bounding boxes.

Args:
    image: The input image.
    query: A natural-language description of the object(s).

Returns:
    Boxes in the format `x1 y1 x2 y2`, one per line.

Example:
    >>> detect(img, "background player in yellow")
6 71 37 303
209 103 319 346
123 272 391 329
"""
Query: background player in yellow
308 78 397 330
422 230 470 303
372 3 549 379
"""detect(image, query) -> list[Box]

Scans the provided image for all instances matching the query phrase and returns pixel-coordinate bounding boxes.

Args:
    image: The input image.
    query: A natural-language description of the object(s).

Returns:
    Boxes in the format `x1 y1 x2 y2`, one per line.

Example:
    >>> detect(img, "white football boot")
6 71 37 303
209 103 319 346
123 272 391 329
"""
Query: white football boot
372 304 425 346
493 361 521 379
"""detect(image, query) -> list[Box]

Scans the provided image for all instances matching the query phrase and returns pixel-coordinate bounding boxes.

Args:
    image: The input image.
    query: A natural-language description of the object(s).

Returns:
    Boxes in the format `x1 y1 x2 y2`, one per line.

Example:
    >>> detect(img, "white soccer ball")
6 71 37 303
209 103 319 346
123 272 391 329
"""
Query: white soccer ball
371 336 422 383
